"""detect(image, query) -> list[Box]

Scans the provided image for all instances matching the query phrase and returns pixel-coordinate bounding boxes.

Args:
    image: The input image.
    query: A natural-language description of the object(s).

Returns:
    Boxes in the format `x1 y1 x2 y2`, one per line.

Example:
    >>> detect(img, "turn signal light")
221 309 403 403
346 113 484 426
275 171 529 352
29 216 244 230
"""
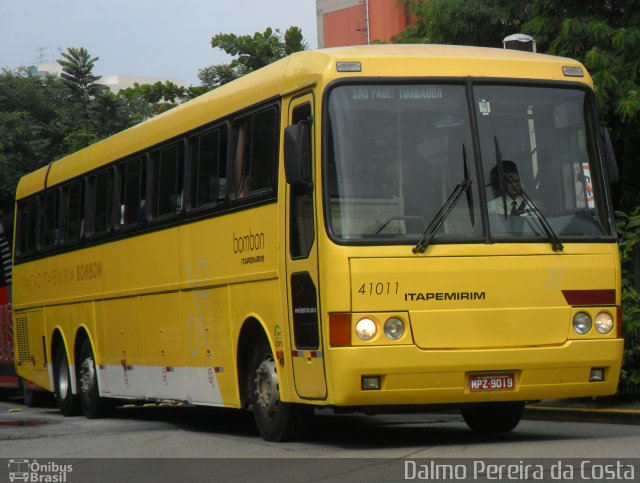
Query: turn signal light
329 313 351 347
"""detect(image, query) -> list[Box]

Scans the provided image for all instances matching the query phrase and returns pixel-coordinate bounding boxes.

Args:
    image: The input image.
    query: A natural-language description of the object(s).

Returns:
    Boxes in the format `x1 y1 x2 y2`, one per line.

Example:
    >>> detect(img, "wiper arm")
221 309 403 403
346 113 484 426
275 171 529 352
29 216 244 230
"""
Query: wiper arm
507 179 564 252
413 177 472 254
462 143 475 227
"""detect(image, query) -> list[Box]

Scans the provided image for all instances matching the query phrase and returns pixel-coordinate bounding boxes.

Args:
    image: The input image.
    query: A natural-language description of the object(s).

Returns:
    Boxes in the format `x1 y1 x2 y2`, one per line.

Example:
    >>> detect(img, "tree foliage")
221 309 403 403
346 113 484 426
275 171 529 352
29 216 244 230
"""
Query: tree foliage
200 26 309 89
616 207 640 387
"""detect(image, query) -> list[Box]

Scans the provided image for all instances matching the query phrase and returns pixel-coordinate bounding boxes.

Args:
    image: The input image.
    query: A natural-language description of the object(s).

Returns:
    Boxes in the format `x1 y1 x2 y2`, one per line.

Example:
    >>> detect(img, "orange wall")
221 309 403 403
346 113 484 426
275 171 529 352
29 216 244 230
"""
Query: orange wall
322 0 408 47
368 0 408 43
323 5 366 47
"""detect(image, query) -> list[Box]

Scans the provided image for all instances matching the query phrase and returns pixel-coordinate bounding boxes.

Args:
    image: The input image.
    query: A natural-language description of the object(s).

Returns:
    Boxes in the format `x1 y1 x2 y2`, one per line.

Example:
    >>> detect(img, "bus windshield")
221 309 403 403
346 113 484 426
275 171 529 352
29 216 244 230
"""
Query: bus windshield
325 83 613 244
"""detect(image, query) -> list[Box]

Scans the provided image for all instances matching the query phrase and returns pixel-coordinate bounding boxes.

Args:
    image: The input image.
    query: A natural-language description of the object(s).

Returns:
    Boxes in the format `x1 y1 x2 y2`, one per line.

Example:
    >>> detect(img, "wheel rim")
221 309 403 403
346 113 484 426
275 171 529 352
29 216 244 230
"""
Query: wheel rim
254 357 279 417
57 358 70 399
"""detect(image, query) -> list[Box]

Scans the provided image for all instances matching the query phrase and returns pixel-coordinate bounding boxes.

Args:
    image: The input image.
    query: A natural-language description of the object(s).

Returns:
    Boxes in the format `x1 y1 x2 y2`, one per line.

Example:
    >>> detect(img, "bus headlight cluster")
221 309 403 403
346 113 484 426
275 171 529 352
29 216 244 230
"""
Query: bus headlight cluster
595 312 614 334
355 318 377 341
384 317 405 340
572 312 592 334
355 317 406 341
572 311 614 335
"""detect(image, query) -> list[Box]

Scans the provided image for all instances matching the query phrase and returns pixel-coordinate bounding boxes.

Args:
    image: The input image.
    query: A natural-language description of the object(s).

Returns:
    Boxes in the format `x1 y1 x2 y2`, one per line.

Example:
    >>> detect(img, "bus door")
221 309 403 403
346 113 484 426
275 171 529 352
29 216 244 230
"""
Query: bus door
285 93 327 399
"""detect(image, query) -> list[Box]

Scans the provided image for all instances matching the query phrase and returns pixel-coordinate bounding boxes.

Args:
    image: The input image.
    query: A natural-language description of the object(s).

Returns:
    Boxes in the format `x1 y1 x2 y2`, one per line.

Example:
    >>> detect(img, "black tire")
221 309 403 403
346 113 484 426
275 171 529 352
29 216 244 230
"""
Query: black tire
461 401 525 433
21 378 52 407
0 388 12 401
53 346 80 416
249 340 312 442
78 339 113 418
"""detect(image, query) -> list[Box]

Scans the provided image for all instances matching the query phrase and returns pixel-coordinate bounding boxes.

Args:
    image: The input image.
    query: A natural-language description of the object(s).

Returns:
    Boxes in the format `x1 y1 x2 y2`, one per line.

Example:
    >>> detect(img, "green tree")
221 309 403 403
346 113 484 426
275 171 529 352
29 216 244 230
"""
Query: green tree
0 69 69 212
58 47 106 100
616 207 640 388
118 81 191 123
200 26 309 89
57 47 110 147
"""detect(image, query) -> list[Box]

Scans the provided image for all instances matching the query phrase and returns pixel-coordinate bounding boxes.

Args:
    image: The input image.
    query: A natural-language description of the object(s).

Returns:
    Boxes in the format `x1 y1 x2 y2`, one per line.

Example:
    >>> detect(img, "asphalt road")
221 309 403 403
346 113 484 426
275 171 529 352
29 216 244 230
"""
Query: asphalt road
1 398 639 482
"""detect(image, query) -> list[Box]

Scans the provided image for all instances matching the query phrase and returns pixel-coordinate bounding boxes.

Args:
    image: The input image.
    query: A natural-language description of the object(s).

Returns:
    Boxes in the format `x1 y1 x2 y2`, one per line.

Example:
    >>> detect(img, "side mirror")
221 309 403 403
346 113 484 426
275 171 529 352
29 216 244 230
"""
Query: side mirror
601 126 619 184
284 120 312 188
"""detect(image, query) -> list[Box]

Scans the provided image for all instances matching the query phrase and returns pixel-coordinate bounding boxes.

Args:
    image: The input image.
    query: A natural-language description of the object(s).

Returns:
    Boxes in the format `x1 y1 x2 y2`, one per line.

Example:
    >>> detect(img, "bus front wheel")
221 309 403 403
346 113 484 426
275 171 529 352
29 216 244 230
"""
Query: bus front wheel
249 341 312 442
53 346 80 416
461 401 525 433
78 339 113 419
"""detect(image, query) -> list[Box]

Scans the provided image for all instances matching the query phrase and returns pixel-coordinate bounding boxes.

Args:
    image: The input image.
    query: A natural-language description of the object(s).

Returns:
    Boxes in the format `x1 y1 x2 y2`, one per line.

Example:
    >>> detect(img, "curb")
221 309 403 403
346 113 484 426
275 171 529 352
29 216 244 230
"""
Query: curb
524 404 640 425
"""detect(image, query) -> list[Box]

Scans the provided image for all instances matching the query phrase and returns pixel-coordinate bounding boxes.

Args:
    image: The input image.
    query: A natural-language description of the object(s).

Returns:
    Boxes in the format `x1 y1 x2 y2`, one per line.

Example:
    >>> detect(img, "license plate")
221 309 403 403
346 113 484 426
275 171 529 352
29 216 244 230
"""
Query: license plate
469 372 515 392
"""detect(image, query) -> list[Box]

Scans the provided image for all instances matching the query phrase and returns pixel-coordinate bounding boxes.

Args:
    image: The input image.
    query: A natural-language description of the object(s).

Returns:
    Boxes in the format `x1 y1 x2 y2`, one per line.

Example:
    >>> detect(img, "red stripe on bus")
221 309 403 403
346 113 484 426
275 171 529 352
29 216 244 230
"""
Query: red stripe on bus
562 289 615 306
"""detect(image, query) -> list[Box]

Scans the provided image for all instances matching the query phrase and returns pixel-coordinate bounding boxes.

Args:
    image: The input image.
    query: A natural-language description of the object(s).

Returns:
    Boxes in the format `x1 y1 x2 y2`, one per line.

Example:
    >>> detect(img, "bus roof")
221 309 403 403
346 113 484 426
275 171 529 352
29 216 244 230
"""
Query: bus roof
16 44 590 201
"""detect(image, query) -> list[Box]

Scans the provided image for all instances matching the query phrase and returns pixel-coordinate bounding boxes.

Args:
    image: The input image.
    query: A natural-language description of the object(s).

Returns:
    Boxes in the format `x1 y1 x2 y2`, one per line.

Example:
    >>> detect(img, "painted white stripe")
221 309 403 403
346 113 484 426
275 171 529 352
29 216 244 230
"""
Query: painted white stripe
99 364 224 405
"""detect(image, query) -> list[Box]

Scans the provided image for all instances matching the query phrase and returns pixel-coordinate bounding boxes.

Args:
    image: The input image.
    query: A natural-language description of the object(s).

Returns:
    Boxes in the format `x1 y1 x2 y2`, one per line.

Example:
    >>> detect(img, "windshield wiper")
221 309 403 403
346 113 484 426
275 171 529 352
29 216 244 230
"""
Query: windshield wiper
509 180 564 252
413 145 473 254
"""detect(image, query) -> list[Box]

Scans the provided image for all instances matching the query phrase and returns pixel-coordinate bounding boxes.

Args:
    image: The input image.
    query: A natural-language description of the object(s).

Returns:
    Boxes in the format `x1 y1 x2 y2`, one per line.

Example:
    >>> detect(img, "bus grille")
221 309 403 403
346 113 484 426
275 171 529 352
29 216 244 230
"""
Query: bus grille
15 316 30 364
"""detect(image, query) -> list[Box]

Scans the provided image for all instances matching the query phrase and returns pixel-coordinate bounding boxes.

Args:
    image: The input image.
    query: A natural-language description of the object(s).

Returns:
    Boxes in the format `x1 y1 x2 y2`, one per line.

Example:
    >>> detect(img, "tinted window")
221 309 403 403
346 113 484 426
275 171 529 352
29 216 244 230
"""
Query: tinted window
152 143 184 218
64 181 85 243
289 103 315 259
232 107 278 199
90 170 113 236
17 198 37 255
41 190 59 248
190 126 228 208
119 157 146 226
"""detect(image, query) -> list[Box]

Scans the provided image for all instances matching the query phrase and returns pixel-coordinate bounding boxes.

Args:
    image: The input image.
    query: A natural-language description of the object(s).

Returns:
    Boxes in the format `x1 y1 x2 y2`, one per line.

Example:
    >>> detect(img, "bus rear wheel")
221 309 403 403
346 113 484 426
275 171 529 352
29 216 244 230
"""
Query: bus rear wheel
78 339 113 419
21 378 51 407
53 346 80 416
249 341 312 442
461 401 525 433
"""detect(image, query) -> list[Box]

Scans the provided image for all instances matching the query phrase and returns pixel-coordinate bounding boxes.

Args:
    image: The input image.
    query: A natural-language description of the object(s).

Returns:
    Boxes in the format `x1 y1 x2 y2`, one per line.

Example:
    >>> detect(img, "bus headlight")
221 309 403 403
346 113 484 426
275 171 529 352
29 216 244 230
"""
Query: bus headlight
595 312 614 334
355 318 377 341
572 312 592 334
384 317 405 340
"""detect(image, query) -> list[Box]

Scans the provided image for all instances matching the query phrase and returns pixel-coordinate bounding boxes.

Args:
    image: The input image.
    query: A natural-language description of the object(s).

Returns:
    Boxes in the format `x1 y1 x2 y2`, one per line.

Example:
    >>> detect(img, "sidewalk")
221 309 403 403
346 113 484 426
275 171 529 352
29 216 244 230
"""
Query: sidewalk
525 398 640 425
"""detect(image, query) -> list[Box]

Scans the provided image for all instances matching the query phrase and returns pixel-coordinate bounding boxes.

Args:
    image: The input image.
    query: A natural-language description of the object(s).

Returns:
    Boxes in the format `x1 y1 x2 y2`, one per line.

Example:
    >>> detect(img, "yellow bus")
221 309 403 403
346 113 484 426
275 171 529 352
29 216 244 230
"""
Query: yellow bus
13 45 623 441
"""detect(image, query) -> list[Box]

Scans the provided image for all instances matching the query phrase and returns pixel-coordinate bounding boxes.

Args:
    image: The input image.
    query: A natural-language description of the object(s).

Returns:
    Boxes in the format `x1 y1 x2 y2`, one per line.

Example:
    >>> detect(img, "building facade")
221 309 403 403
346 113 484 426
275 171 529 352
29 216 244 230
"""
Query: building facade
32 62 184 93
316 0 410 48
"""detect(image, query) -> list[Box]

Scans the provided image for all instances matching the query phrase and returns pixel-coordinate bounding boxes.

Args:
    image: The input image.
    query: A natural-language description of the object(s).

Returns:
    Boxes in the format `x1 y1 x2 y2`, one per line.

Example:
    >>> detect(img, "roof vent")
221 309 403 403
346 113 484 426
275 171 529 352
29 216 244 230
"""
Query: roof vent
502 34 536 53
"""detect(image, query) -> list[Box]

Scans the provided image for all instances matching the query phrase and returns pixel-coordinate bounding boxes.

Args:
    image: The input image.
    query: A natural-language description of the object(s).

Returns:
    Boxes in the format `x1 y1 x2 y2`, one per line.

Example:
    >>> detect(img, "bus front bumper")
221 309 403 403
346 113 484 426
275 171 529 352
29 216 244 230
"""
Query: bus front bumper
323 339 623 407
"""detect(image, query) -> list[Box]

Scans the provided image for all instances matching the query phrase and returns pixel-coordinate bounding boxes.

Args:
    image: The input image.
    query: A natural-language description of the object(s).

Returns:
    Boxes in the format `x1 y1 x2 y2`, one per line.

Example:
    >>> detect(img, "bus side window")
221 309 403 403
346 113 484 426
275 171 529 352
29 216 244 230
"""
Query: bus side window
232 106 278 199
62 180 85 244
118 157 147 227
88 170 113 237
41 189 60 249
151 143 184 218
289 102 315 259
16 198 37 256
189 125 228 208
